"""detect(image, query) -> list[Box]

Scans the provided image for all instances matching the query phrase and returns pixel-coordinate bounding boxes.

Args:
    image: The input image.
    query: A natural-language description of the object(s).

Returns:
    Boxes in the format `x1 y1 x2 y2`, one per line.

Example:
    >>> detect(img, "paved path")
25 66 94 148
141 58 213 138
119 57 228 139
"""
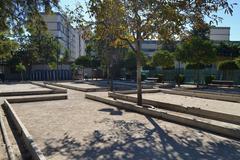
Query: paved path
12 89 240 160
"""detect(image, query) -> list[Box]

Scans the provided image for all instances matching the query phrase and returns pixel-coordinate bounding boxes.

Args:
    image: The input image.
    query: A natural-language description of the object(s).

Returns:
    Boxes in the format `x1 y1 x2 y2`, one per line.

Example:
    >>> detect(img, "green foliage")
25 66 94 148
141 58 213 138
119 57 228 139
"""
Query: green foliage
141 74 147 81
16 63 26 72
185 63 205 70
175 74 185 85
0 32 18 60
205 75 215 85
71 63 78 72
85 44 94 56
48 62 57 70
0 0 58 32
59 49 70 63
75 56 91 68
216 42 240 58
124 50 146 73
218 60 239 70
156 74 164 83
152 50 175 69
176 36 217 65
235 57 240 68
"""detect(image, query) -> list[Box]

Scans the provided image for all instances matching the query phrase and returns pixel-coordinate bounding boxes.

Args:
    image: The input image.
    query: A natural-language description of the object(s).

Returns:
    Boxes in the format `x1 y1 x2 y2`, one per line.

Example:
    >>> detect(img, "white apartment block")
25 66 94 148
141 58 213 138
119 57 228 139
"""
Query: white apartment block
42 12 86 62
141 27 231 57
209 27 230 41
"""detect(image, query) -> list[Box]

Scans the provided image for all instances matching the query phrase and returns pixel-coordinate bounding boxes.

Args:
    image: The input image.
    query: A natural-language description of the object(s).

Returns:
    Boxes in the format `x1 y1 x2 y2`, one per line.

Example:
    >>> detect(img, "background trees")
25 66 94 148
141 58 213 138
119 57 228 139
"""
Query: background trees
152 50 175 69
176 36 217 87
88 0 235 105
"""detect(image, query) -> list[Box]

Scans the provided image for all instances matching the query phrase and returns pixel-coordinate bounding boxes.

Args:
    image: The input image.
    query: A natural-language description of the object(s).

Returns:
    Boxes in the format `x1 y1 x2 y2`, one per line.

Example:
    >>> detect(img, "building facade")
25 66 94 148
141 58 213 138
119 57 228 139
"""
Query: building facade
42 12 86 62
209 27 230 41
141 27 231 57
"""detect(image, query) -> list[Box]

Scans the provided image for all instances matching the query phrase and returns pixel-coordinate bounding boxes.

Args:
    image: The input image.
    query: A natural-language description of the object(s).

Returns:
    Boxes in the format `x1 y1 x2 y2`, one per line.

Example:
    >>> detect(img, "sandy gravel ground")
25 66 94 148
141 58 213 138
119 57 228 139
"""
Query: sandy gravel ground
0 83 50 92
12 90 240 160
129 92 240 116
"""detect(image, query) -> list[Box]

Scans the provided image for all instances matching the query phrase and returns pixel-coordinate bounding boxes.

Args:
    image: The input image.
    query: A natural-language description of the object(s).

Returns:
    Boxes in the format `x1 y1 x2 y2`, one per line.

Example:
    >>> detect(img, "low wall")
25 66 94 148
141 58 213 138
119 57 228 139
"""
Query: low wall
7 94 67 103
30 81 67 94
160 88 240 103
86 93 240 140
108 92 240 125
3 100 46 160
46 82 108 92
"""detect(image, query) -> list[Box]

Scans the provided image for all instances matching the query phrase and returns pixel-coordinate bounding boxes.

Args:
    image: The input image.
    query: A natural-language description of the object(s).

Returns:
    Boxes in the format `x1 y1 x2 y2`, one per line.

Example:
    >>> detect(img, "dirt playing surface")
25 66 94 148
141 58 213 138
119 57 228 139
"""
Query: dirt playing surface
0 83 50 93
128 92 240 117
12 89 240 160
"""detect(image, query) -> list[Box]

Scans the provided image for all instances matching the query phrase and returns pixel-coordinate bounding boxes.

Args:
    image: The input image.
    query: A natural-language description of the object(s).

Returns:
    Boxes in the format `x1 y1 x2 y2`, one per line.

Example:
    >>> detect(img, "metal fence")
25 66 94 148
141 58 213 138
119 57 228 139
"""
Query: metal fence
30 70 72 81
146 69 240 84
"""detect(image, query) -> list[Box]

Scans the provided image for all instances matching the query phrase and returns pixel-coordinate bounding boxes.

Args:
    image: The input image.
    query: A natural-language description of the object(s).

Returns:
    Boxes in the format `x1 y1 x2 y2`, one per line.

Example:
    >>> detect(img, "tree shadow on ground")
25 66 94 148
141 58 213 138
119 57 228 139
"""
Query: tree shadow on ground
42 117 240 160
98 108 123 115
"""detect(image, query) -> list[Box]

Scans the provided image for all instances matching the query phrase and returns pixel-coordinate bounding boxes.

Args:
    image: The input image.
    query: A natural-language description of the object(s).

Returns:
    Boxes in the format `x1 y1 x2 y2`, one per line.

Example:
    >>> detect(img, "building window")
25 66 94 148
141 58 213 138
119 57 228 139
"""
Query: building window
57 22 61 31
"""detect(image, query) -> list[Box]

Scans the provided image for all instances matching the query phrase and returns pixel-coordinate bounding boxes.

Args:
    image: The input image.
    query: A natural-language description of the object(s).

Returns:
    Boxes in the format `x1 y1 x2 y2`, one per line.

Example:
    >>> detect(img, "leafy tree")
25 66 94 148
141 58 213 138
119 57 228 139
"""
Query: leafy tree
152 50 175 69
75 56 91 79
0 0 58 33
236 57 240 68
216 42 240 59
185 63 205 70
176 36 217 87
0 32 18 60
16 63 26 81
89 0 235 105
218 60 239 70
124 50 146 79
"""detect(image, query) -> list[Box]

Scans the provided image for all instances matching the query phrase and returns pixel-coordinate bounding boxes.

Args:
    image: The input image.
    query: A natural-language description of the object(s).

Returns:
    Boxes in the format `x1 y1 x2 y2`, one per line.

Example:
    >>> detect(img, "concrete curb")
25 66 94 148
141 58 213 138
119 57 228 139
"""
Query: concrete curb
116 89 161 94
86 93 240 140
30 81 67 94
46 82 108 92
0 115 15 160
6 94 67 103
160 88 240 103
3 100 46 160
108 92 240 125
0 90 61 97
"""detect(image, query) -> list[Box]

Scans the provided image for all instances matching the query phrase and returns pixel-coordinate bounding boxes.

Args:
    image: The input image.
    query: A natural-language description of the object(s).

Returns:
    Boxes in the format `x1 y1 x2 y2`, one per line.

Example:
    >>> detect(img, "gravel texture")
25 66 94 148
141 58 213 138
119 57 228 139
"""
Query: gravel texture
11 90 240 160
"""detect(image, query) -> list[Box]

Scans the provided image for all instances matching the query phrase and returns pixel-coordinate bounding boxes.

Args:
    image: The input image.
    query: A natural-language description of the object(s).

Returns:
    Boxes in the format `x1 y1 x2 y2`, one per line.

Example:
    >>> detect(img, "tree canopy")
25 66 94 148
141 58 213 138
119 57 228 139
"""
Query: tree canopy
152 50 175 69
176 36 217 65
0 0 58 33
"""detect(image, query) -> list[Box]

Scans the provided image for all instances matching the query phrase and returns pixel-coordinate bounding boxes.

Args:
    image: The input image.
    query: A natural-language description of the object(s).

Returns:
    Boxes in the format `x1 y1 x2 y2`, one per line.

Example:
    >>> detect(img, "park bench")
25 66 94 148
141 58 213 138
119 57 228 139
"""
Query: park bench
211 80 235 87
146 77 158 83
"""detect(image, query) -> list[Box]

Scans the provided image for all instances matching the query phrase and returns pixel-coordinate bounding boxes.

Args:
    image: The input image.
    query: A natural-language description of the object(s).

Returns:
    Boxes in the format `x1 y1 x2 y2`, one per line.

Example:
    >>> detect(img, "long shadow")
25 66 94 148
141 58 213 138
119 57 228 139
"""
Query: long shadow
42 117 240 160
98 108 123 115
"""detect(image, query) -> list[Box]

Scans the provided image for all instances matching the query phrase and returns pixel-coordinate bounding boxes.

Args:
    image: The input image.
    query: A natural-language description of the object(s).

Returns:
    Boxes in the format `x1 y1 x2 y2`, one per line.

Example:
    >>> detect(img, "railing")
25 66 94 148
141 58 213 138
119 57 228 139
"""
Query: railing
146 69 240 84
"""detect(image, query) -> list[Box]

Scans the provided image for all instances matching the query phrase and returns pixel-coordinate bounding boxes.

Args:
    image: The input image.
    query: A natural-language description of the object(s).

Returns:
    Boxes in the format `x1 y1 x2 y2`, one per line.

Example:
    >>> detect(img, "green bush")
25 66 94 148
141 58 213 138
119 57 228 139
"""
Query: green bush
175 74 185 85
141 74 147 81
185 63 205 70
235 58 240 68
205 75 215 85
156 74 164 83
218 60 239 70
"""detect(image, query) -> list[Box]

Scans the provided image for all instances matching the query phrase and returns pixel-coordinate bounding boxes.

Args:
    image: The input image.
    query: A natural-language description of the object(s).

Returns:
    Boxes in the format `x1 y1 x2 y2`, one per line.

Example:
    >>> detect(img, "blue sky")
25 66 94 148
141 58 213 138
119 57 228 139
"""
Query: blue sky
59 0 240 41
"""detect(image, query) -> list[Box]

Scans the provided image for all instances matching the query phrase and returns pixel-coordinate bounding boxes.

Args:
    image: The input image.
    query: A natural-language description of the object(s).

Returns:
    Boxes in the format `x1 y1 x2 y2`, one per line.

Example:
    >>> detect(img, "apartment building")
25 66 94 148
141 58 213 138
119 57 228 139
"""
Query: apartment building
42 12 86 62
141 27 231 57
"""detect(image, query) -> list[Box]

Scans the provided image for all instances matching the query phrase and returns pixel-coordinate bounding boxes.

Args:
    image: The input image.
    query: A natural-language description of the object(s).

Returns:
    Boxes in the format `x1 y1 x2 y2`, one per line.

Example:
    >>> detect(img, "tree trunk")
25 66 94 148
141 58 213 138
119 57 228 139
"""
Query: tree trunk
110 65 113 91
136 34 142 106
197 63 200 88
83 67 85 80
